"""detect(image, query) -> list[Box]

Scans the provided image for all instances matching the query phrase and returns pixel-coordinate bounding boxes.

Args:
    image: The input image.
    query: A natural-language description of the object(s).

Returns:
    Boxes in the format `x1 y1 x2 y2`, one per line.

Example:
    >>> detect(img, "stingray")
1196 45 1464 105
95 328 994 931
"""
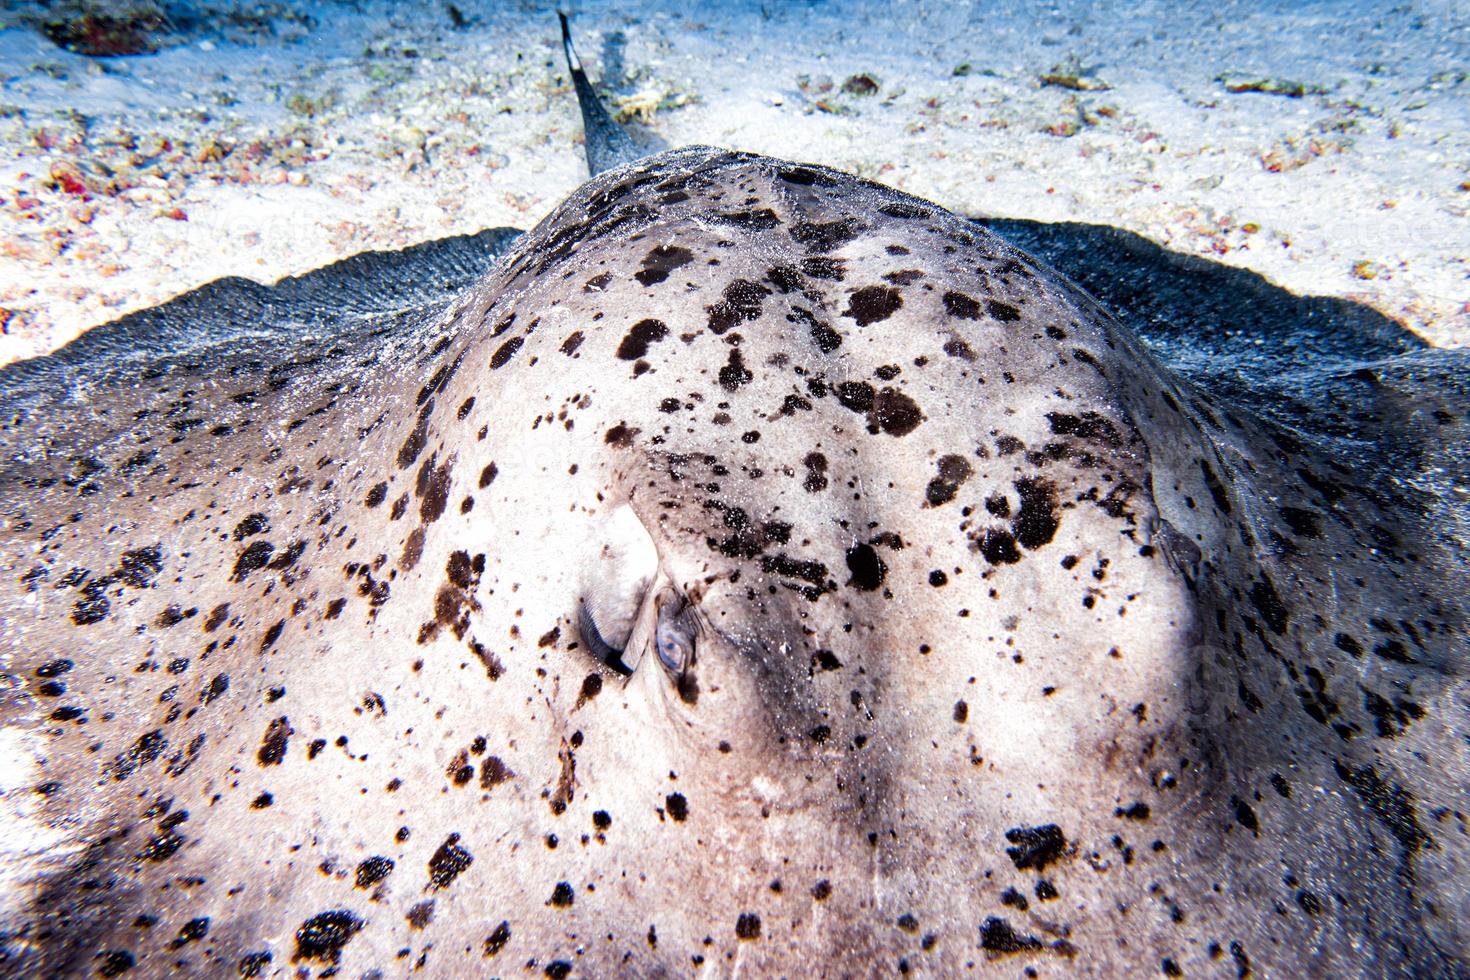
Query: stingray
1 14 1466 978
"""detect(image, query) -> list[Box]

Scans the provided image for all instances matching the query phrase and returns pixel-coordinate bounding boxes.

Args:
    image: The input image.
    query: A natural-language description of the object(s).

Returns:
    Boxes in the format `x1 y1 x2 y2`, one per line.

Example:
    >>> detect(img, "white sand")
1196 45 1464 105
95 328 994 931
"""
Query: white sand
0 0 1465 366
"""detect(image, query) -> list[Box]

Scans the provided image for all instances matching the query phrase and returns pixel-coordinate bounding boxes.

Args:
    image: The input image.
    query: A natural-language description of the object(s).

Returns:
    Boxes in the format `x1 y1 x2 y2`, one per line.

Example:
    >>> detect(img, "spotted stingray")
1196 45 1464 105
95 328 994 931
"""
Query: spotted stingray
1 14 1466 978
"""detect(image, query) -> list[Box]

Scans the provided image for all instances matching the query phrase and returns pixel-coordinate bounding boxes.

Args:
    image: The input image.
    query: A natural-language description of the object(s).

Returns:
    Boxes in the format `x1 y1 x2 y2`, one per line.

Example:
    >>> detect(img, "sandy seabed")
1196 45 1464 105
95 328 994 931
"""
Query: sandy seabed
0 0 1465 367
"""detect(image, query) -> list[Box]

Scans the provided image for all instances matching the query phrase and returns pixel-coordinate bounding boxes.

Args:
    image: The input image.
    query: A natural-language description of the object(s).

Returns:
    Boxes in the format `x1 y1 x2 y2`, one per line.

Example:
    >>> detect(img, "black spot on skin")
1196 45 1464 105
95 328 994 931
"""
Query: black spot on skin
1232 797 1259 834
1297 890 1323 916
109 729 166 782
713 208 781 231
233 513 270 540
735 912 762 940
428 833 474 889
978 529 1021 565
943 337 976 360
707 279 770 334
762 554 832 597
1362 688 1425 738
943 291 981 319
484 921 511 956
842 286 903 326
778 166 834 186
1046 411 1122 446
980 917 1042 953
446 550 478 590
1280 506 1322 538
406 900 434 929
835 381 874 413
1013 478 1060 550
35 659 73 678
925 454 973 506
139 830 183 862
1372 638 1416 664
800 256 845 280
480 756 513 789
879 202 930 219
355 856 394 888
417 455 454 523
549 882 575 907
259 619 284 653
845 543 886 591
114 546 162 588
1116 802 1151 820
666 792 689 821
267 540 306 573
1333 760 1431 854
791 218 860 251
953 700 968 722
1000 888 1028 911
780 394 813 415
560 331 585 355
202 673 228 704
635 245 695 286
257 717 292 766
489 336 523 369
230 537 274 581
929 569 948 587
1248 574 1289 635
293 910 363 964
767 265 803 293
873 387 924 436
790 306 842 353
616 318 670 360
397 400 433 469
417 352 465 406
95 951 135 977
71 583 109 625
987 299 1022 322
237 952 273 977
364 482 388 507
605 423 640 447
1004 824 1067 871
718 349 753 391
578 672 603 707
202 604 230 631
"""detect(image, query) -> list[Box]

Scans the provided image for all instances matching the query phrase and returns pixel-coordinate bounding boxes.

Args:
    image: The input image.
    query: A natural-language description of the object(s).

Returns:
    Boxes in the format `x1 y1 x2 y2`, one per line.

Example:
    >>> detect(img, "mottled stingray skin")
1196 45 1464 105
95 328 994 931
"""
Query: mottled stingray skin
1 146 1467 978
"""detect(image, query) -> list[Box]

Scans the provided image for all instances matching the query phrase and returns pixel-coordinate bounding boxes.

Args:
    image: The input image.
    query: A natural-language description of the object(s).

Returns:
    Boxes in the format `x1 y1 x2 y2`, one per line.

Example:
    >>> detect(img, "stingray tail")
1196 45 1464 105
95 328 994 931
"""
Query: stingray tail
558 11 642 176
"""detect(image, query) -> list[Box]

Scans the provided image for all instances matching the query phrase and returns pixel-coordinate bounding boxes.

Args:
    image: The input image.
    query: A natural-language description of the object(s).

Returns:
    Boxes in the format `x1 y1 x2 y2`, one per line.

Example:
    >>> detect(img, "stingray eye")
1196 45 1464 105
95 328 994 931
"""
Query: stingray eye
654 594 696 674
579 505 659 674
